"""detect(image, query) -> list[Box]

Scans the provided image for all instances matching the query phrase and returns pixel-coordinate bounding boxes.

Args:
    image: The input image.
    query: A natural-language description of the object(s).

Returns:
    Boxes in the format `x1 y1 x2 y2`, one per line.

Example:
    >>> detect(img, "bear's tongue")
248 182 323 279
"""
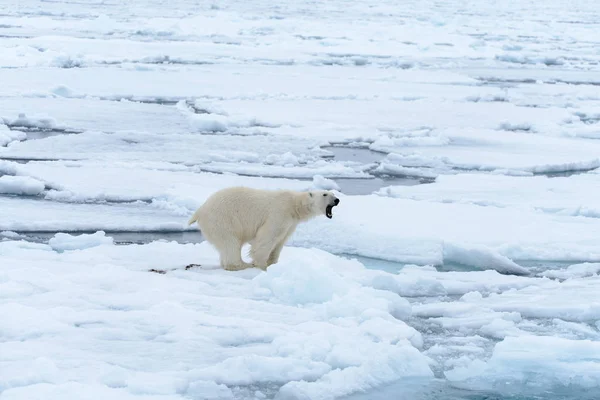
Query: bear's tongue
326 205 333 219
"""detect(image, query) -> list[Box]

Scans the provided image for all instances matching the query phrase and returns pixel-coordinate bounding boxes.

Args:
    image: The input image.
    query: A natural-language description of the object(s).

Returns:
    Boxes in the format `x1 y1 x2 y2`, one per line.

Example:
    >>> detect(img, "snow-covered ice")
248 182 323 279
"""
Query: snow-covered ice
1 0 600 398
446 336 600 393
0 124 26 147
0 175 45 195
0 240 433 400
48 231 114 252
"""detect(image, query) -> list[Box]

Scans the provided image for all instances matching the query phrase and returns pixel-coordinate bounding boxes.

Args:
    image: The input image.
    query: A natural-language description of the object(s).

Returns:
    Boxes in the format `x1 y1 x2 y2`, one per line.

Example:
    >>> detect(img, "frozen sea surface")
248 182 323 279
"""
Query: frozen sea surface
1 0 600 399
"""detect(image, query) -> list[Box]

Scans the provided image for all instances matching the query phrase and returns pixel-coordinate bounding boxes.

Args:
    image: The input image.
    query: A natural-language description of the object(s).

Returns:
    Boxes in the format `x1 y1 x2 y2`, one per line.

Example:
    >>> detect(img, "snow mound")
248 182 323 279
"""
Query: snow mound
542 262 600 280
1 231 24 239
50 54 85 69
265 152 300 167
48 231 114 252
1 161 26 177
253 252 351 305
311 174 340 191
0 175 45 195
3 113 58 130
443 243 529 275
187 113 228 133
50 85 77 98
177 101 280 134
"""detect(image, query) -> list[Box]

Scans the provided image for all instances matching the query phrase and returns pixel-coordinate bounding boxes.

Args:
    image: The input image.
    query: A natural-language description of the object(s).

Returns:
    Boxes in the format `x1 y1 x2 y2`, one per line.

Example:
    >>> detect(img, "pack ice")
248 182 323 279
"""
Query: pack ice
1 0 600 399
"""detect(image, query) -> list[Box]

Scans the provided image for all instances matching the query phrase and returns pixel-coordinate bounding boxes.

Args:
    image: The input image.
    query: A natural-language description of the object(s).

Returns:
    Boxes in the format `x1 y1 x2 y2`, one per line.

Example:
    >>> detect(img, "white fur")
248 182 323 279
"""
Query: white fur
188 186 339 271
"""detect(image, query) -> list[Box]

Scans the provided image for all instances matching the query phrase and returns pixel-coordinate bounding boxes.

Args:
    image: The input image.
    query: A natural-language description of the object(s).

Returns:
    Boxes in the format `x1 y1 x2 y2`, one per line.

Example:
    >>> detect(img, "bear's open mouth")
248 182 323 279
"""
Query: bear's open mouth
326 204 335 219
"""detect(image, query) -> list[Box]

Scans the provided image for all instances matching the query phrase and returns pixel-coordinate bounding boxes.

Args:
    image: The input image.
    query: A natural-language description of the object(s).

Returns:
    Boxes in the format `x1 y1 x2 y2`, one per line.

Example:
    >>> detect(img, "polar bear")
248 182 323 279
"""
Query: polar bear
187 186 340 271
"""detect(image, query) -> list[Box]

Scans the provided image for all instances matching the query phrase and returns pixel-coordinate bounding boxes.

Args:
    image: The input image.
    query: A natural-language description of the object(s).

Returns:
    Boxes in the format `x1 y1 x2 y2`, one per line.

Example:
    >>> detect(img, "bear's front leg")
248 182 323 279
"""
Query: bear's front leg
266 244 283 267
250 245 272 270
267 225 296 266
250 222 288 270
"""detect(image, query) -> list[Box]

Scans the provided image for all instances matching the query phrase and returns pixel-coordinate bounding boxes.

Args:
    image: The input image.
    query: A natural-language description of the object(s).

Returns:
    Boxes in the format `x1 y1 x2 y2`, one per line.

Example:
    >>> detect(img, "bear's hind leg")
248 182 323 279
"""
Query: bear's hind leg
205 232 251 271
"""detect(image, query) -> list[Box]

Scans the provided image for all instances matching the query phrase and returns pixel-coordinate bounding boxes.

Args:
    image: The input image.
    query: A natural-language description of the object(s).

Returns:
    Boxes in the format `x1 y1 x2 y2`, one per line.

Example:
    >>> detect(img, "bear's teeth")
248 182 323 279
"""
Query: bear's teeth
326 205 333 218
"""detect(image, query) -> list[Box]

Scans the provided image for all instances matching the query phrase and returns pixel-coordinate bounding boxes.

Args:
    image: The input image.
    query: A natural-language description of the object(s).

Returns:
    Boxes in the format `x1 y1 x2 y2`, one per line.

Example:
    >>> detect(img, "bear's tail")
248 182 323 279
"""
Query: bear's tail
187 209 201 226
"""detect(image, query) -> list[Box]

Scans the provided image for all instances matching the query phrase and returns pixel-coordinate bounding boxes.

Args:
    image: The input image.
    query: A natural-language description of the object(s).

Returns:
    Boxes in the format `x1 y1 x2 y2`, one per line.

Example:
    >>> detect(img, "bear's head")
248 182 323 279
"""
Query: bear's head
308 190 340 219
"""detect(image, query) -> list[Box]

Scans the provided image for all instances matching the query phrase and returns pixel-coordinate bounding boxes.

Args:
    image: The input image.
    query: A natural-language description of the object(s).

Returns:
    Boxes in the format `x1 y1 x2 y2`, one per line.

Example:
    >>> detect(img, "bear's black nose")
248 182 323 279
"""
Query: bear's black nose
334 198 340 205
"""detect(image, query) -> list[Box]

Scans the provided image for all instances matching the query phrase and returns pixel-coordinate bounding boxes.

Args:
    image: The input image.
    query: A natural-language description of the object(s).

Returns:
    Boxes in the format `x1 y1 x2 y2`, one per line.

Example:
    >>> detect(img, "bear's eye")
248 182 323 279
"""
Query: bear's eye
323 194 327 197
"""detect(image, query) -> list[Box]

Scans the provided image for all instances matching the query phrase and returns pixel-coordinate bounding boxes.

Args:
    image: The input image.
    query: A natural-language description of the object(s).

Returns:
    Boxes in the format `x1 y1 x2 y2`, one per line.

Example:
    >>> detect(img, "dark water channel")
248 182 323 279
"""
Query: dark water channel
323 145 430 195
